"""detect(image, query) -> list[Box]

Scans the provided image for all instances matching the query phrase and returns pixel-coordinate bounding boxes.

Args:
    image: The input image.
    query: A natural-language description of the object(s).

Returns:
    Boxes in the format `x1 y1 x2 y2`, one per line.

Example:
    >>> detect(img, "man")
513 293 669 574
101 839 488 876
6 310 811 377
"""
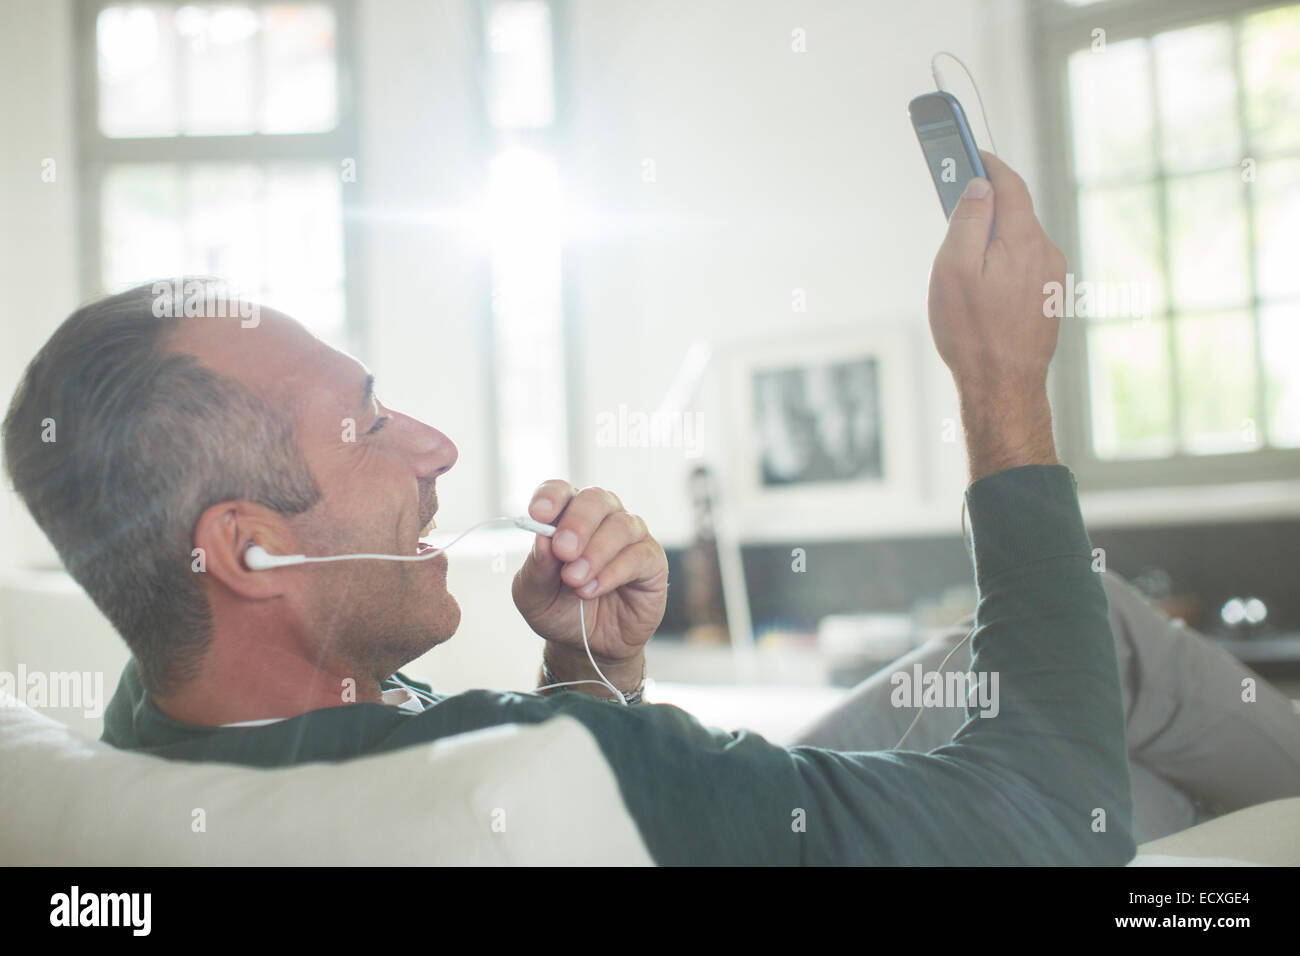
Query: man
3 154 1288 863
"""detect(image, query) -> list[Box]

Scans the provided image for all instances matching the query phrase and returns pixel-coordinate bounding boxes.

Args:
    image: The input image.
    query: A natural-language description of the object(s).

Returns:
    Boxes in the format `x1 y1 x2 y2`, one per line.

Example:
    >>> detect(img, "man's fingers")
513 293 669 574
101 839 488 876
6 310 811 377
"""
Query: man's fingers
560 511 649 594
937 174 995 269
520 480 644 599
978 151 1038 242
514 479 575 594
573 539 667 600
528 478 575 523
549 486 623 562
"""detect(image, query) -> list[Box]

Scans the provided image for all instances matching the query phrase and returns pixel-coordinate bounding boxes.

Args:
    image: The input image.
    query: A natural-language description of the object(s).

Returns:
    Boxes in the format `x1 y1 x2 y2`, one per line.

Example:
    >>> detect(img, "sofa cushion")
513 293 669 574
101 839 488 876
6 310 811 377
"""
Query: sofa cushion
1129 796 1300 866
0 691 653 865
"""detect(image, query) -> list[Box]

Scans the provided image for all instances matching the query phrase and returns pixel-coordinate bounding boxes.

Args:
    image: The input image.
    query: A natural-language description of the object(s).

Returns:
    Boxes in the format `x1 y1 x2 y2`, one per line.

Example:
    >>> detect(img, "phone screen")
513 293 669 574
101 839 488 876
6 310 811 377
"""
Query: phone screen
915 115 979 218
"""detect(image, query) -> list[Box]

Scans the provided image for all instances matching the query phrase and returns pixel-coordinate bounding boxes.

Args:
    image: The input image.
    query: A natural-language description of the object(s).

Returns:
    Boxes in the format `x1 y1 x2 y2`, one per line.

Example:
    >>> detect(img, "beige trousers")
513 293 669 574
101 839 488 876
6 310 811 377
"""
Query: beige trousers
790 572 1300 844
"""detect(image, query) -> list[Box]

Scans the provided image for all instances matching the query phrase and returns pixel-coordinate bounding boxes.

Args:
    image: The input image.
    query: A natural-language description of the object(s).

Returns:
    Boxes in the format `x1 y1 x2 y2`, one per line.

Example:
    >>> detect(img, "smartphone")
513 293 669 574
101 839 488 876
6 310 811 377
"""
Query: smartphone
908 91 988 219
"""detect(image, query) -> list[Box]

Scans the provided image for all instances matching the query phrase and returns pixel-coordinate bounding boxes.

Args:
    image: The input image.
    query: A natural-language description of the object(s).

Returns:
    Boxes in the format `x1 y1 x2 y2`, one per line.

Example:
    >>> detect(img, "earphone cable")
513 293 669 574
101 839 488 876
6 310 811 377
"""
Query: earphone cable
930 51 999 156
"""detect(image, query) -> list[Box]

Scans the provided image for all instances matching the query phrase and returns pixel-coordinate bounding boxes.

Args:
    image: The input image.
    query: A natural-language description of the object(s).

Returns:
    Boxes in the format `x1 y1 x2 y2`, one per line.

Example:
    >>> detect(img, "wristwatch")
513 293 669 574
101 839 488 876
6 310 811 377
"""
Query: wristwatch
541 657 646 705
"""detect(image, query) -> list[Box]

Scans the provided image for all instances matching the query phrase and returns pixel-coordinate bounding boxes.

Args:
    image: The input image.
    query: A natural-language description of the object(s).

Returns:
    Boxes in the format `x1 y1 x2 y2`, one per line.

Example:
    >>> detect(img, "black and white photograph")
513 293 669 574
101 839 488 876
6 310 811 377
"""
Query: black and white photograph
754 357 884 487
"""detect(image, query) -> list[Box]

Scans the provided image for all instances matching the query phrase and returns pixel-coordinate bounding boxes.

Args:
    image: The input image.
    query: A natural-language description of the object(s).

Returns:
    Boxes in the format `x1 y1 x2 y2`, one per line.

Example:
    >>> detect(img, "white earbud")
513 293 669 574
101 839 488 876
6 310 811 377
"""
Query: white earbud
243 545 306 571
511 515 557 537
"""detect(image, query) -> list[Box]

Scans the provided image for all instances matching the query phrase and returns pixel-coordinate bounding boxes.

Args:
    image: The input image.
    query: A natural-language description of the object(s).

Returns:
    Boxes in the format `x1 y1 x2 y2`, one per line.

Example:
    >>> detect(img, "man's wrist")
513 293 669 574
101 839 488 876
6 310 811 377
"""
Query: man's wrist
957 384 1057 481
540 644 646 702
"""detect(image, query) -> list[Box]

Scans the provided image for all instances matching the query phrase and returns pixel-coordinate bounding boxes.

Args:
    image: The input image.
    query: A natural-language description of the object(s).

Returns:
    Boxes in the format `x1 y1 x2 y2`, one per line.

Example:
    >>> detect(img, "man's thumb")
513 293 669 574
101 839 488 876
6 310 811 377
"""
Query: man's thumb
940 176 994 262
512 534 560 608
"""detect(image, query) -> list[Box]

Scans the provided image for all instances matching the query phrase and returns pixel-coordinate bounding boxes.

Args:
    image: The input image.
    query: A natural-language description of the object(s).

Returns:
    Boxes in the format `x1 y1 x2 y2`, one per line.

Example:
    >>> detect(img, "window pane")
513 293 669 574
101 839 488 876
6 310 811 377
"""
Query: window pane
1166 170 1249 311
1241 4 1300 156
1088 320 1175 459
101 162 345 340
262 5 339 133
96 2 338 137
1077 184 1164 319
101 165 187 278
1175 313 1259 454
263 165 345 336
486 0 555 129
97 4 180 137
1153 22 1240 173
1261 303 1300 448
178 5 260 135
1254 158 1300 301
186 164 265 277
1069 39 1154 183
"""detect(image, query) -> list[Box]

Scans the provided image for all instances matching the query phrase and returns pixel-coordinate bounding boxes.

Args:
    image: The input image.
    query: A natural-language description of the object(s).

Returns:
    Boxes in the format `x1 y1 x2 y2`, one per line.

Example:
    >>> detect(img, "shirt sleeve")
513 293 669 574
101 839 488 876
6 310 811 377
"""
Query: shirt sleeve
548 465 1137 865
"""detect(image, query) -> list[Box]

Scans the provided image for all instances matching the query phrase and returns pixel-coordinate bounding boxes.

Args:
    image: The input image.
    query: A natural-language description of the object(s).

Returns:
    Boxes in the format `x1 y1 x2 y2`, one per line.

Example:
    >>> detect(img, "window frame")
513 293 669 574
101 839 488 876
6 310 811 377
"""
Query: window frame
1031 0 1300 490
72 0 365 356
472 0 579 512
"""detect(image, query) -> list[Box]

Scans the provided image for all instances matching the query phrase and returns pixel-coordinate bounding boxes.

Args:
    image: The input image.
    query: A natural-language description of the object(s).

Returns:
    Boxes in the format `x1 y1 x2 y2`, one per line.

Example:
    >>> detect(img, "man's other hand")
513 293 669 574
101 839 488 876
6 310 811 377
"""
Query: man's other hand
512 481 667 693
926 150 1065 480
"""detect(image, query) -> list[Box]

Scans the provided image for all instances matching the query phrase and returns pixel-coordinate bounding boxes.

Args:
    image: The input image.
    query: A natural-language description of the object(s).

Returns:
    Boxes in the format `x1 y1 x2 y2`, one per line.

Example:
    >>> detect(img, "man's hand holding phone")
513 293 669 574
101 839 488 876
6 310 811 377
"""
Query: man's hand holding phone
926 150 1066 481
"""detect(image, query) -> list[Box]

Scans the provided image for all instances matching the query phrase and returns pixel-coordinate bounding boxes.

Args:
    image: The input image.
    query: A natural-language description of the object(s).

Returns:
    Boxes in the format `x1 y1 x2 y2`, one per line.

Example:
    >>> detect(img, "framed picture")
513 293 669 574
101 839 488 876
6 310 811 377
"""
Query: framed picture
714 324 923 542
752 355 884 487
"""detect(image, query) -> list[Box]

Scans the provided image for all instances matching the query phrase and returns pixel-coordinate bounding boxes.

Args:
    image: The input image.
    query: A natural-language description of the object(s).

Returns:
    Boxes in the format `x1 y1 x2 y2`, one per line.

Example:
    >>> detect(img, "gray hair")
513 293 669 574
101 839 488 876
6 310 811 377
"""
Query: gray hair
2 281 321 698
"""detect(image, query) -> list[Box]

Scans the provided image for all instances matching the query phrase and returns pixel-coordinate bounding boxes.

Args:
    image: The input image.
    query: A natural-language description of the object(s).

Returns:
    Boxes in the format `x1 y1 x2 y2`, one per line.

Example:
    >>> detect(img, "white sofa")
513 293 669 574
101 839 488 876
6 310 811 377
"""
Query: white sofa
2 690 1297 865
0 690 654 865
1130 798 1299 866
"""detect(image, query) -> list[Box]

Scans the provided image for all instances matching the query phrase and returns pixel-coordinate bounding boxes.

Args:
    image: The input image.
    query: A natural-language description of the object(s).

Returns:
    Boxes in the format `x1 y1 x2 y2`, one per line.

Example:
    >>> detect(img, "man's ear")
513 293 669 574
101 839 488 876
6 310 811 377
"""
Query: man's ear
192 501 295 598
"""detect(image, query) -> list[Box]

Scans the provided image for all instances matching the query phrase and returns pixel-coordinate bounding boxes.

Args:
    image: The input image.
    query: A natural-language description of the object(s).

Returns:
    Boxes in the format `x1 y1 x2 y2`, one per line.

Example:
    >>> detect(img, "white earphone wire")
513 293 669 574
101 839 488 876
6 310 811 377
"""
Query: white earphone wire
290 516 517 564
929 51 999 157
893 497 976 749
533 597 628 705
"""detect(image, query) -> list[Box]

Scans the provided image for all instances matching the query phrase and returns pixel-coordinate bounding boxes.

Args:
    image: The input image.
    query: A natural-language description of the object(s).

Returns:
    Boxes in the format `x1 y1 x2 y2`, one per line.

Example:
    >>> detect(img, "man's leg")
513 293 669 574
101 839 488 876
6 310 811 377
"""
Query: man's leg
1104 571 1300 816
789 627 972 755
788 571 1300 842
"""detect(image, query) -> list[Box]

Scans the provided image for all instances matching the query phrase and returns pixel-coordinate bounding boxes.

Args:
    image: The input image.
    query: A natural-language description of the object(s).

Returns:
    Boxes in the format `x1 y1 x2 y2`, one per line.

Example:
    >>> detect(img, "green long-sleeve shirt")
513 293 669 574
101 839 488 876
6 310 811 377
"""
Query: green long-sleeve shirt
102 465 1136 865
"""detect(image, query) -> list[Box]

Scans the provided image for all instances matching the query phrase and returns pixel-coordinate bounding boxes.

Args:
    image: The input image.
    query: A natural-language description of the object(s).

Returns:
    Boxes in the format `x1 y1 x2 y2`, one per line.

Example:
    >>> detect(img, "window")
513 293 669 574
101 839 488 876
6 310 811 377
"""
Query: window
479 0 570 512
1035 0 1300 487
77 1 355 345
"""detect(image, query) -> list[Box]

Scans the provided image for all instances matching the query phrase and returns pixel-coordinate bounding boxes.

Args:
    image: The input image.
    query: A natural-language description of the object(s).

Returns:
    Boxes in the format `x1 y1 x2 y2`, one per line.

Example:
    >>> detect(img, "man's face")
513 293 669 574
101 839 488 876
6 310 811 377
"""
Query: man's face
172 309 461 683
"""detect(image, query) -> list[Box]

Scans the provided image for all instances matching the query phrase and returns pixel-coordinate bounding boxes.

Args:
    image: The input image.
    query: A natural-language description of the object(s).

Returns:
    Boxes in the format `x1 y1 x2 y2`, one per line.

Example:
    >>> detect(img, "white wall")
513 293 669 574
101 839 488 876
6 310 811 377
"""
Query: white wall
558 0 1300 539
564 0 1040 545
0 0 79 571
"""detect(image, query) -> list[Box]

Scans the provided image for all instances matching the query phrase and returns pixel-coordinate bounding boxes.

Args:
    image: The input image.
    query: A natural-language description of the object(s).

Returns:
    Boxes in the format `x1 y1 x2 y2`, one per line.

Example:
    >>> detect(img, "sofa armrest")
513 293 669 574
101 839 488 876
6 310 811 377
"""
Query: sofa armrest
1130 797 1300 866
0 691 653 865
